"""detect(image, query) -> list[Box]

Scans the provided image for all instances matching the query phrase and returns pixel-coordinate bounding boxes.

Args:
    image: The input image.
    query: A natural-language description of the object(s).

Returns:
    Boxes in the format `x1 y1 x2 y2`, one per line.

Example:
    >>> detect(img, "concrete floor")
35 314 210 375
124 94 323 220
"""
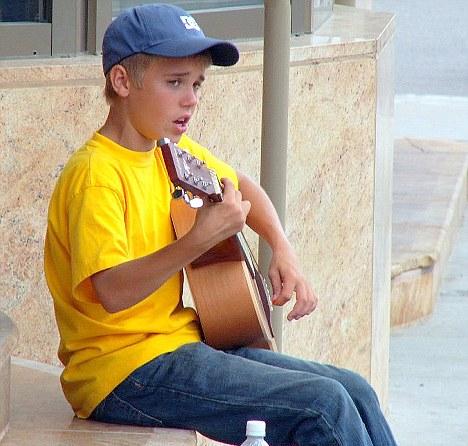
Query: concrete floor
388 213 468 446
372 0 468 96
376 3 468 440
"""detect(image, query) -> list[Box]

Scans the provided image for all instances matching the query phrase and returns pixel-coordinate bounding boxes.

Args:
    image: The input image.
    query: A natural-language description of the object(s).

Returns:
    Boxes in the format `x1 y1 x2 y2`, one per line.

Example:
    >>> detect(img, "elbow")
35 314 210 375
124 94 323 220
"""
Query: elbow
99 297 123 314
91 272 125 313
94 287 122 313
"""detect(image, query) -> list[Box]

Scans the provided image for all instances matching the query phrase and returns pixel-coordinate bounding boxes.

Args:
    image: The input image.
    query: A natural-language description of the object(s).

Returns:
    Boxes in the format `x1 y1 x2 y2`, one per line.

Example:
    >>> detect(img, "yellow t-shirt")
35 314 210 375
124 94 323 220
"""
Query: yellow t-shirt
44 132 238 418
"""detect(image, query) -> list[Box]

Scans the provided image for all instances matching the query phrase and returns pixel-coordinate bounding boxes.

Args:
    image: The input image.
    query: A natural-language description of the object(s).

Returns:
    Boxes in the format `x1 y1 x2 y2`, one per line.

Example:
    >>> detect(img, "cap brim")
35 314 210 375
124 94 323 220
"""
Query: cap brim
143 37 239 66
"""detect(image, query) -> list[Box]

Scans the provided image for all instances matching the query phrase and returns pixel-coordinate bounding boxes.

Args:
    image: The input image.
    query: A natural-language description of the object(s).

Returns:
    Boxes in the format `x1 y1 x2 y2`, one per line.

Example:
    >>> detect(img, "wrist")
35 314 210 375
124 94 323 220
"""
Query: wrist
268 233 292 254
180 226 214 260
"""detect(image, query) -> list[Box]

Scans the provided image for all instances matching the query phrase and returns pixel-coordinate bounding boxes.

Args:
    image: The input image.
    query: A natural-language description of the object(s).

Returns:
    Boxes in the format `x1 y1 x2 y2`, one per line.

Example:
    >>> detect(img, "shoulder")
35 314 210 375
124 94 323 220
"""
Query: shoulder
178 134 212 160
55 138 125 203
177 134 239 188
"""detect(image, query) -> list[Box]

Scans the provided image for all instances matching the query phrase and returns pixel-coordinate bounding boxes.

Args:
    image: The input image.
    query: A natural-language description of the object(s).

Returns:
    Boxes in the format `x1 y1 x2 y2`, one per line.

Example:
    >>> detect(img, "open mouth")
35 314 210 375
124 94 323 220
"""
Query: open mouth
173 117 190 133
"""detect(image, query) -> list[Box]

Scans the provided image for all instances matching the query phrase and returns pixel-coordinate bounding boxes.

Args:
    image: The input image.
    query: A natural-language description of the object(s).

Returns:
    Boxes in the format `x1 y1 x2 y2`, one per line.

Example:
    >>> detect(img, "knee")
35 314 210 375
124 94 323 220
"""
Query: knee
310 377 355 414
339 369 380 409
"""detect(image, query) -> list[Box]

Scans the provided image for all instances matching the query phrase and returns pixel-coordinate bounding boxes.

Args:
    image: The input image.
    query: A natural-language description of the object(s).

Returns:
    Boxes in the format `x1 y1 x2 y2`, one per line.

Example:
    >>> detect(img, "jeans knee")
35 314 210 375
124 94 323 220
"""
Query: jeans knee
303 378 368 443
340 369 380 410
311 377 355 415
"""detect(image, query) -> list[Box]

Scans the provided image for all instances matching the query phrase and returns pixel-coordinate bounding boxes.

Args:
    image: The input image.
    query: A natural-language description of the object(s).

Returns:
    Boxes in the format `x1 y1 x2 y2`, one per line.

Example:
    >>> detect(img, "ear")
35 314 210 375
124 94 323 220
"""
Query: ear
109 64 131 98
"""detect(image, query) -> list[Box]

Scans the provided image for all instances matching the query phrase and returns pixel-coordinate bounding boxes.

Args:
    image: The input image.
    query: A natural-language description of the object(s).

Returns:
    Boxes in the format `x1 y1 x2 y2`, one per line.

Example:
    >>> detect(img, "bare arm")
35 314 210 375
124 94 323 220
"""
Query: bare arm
238 172 318 320
91 179 250 313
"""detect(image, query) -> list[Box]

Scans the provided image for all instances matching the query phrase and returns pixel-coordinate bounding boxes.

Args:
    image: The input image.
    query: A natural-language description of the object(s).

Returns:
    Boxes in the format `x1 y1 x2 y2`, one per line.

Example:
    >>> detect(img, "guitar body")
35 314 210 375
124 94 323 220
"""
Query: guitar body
171 198 277 351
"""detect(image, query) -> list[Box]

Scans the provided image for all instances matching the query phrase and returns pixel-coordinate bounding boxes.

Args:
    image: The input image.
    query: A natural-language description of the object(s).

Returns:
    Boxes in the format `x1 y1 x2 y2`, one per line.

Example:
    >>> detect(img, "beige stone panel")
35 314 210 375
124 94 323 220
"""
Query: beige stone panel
282 55 376 378
0 84 107 364
9 290 60 364
188 67 263 182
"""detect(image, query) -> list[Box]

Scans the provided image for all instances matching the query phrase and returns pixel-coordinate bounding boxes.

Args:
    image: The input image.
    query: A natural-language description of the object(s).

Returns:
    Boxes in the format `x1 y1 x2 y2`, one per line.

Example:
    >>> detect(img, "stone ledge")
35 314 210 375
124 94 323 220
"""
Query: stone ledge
0 312 18 442
1 358 196 446
0 313 18 363
391 138 468 327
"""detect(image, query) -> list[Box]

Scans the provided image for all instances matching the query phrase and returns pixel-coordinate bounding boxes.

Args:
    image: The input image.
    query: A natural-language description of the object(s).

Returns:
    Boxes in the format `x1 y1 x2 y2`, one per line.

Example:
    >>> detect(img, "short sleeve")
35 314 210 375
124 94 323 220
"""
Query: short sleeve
68 186 129 296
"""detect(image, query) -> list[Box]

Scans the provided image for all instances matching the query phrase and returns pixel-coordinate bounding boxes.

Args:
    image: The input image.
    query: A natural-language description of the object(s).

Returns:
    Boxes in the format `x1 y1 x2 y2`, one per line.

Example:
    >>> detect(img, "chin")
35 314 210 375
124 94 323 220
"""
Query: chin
170 134 183 144
153 133 180 144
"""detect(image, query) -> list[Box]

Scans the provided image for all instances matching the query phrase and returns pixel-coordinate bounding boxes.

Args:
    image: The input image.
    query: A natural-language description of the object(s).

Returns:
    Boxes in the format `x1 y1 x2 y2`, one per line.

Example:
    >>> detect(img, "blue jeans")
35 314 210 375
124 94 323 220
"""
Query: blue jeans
90 342 397 446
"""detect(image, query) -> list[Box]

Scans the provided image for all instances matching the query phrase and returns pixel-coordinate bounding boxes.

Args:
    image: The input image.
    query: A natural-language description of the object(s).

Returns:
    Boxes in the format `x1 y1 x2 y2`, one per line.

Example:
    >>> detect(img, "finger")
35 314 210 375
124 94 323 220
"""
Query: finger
220 177 234 192
309 287 319 313
272 277 295 306
269 269 283 301
287 282 308 321
288 281 319 321
234 189 243 203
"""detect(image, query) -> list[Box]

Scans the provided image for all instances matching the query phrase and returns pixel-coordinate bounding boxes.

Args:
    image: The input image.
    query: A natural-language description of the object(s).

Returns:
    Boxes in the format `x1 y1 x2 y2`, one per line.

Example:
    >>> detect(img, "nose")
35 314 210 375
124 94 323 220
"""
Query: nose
181 87 198 108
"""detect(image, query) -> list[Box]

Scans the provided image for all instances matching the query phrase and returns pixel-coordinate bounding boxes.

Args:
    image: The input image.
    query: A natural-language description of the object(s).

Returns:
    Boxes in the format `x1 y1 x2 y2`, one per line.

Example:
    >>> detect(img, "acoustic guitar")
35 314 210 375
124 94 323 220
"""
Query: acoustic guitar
158 138 277 351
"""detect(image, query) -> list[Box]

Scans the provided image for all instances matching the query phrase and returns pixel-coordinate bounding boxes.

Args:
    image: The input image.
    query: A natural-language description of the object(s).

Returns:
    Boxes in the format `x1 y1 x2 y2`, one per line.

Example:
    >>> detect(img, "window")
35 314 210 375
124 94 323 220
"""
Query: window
112 1 265 40
0 1 334 60
111 1 333 41
0 0 87 58
113 0 263 15
0 1 52 22
0 0 52 57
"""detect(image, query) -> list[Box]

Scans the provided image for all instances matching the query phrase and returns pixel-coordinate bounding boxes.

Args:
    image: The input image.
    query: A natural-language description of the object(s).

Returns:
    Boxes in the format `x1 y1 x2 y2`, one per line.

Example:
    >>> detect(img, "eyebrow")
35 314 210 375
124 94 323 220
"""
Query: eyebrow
165 71 205 82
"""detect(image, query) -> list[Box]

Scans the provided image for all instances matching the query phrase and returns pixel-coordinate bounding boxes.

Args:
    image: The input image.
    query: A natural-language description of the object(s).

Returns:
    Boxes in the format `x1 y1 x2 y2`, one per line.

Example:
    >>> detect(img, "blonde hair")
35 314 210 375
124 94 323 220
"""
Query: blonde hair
104 51 212 104
104 53 154 104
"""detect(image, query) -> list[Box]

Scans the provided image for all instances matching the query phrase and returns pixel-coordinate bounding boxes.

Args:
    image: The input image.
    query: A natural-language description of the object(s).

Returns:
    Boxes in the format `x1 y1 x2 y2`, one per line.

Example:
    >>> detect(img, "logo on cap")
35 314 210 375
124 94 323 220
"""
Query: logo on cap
180 15 201 31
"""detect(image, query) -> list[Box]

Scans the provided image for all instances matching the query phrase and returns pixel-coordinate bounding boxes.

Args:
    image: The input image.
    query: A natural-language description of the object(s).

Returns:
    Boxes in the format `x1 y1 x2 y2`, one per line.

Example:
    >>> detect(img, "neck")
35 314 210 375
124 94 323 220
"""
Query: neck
100 107 154 152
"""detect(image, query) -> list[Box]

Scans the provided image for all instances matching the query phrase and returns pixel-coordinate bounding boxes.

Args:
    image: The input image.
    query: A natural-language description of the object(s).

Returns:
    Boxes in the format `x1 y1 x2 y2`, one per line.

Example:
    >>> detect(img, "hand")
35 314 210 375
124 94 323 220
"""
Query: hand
191 178 251 248
269 242 318 321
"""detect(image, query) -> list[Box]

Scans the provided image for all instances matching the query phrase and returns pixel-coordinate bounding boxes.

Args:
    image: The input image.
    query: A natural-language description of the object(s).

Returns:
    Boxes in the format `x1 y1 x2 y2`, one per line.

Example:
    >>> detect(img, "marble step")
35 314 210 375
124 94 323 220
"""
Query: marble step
1 357 197 446
391 138 468 327
0 312 18 443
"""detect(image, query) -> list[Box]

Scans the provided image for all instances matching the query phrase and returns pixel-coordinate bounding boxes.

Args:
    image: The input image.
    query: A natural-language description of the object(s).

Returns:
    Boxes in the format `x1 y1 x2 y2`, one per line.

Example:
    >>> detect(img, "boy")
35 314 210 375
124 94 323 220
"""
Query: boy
44 4 397 445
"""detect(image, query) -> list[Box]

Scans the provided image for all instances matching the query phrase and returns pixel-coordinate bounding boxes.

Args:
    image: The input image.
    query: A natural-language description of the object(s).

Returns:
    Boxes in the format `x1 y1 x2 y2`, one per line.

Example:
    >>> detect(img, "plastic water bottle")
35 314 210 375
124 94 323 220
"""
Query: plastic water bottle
240 420 269 445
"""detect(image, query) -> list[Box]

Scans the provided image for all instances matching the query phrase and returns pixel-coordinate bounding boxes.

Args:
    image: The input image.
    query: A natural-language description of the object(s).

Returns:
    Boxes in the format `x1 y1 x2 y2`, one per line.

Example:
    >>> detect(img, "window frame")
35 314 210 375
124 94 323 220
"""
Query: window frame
0 22 51 58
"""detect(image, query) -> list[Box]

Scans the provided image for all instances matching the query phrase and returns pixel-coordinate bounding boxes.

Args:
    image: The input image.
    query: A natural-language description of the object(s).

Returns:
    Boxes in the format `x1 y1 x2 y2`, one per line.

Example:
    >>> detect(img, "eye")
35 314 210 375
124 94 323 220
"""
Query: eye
168 79 181 87
193 81 202 91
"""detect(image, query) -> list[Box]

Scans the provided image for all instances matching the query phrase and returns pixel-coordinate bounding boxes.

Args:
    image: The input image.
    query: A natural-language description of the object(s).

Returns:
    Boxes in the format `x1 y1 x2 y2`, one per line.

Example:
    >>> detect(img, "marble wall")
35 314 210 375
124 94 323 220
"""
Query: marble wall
0 6 394 404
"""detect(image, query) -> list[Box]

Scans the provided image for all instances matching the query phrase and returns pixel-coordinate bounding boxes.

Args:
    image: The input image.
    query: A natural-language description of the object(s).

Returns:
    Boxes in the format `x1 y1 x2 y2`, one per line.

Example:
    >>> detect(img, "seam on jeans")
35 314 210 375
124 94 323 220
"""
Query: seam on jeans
159 386 344 446
110 390 164 425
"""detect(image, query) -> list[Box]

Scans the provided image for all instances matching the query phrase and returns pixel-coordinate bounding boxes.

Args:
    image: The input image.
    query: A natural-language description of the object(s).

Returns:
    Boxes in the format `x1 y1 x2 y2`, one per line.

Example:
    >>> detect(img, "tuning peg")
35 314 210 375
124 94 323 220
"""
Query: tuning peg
172 188 184 199
181 192 202 209
189 197 203 209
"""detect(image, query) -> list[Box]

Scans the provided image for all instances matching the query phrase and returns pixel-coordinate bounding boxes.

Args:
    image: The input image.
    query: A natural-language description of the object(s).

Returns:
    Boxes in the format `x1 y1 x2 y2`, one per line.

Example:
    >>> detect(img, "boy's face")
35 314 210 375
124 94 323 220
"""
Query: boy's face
126 56 208 145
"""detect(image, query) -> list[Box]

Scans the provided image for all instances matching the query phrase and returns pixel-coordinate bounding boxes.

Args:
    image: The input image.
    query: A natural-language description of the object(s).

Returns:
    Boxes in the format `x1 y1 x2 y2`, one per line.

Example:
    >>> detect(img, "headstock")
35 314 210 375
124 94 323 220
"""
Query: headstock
158 138 223 204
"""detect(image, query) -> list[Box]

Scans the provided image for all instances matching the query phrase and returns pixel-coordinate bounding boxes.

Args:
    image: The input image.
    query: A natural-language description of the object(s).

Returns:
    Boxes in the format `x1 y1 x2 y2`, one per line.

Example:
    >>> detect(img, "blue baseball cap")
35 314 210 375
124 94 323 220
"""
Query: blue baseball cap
102 3 240 74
